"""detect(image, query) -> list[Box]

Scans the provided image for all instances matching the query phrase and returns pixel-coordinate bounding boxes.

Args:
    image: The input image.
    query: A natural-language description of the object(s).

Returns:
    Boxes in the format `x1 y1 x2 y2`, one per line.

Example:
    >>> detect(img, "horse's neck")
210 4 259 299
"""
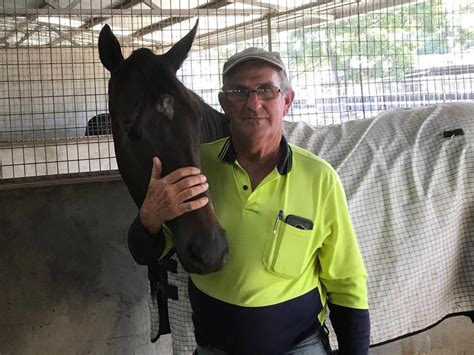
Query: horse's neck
199 104 229 143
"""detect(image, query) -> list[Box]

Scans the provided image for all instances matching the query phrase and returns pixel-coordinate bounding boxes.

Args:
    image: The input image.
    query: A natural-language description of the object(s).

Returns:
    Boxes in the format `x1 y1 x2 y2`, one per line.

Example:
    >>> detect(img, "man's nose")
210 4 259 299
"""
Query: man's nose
245 91 262 110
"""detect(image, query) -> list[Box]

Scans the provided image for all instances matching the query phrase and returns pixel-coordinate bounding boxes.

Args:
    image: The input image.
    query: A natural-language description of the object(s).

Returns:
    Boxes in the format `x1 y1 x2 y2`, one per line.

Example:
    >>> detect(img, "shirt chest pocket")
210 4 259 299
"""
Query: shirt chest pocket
262 221 314 278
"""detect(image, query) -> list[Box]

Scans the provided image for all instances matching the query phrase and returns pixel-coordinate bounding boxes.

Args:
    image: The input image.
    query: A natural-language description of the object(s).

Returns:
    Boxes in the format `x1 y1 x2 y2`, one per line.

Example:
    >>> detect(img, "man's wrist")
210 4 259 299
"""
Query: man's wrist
138 213 163 237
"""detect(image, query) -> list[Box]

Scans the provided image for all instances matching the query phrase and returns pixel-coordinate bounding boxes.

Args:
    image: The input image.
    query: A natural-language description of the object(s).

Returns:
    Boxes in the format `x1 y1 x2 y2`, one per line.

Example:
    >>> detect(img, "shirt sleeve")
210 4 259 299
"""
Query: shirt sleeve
127 215 173 265
317 172 370 353
329 303 370 355
318 172 368 309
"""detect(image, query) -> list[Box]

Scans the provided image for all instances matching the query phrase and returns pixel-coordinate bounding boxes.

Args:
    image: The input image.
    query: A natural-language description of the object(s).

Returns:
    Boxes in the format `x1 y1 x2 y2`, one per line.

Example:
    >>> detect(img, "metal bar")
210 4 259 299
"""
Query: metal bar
67 0 82 9
195 15 327 50
267 15 272 51
13 28 40 46
45 0 60 9
122 0 238 44
189 0 334 50
125 16 197 43
332 0 415 19
231 0 283 10
119 0 152 8
0 2 49 46
47 25 81 46
0 0 333 49
143 0 160 9
0 8 266 16
1 0 88 47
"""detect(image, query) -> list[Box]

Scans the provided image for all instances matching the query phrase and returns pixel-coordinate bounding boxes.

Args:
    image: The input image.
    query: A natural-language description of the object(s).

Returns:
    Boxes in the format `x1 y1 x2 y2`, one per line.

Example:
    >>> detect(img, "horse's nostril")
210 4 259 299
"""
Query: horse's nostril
188 243 205 265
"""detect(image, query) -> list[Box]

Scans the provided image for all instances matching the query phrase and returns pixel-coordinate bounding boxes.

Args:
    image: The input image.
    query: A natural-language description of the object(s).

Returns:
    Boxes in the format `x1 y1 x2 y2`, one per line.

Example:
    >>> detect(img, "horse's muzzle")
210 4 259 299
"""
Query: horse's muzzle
184 226 228 275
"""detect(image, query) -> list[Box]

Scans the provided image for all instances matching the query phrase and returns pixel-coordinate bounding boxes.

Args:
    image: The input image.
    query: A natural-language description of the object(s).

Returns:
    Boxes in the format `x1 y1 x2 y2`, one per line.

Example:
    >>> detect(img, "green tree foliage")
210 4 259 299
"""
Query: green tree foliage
286 1 470 84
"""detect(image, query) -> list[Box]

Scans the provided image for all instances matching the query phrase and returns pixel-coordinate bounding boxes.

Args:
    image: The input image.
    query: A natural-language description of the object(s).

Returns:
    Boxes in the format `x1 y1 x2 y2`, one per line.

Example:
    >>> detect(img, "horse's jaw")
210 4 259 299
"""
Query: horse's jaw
168 206 228 275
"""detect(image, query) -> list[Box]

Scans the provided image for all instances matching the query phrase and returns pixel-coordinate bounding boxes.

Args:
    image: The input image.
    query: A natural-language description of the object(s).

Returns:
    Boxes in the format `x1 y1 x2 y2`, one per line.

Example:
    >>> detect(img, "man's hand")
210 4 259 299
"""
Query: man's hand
139 156 209 235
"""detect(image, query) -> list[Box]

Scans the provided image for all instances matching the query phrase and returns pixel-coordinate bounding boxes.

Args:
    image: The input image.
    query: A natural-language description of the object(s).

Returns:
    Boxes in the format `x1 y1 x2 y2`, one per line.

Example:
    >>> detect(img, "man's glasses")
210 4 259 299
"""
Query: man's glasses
222 86 282 102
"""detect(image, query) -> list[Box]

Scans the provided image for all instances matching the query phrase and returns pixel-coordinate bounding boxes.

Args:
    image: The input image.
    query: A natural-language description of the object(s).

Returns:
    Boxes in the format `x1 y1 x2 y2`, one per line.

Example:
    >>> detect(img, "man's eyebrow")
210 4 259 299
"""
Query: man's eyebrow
226 84 247 90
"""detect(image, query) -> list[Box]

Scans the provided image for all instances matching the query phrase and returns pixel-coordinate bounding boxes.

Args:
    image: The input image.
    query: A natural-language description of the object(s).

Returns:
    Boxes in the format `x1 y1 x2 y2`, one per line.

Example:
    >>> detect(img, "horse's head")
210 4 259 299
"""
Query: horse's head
98 21 228 274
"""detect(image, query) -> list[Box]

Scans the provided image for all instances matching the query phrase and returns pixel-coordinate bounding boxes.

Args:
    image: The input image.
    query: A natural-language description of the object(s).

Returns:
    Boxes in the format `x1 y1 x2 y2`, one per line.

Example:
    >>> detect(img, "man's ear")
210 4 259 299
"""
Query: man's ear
283 89 295 116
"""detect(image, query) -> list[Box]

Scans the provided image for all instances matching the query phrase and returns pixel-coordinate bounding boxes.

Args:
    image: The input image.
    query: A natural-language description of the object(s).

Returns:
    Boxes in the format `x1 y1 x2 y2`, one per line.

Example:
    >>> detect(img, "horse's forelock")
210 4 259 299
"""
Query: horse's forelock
128 48 202 123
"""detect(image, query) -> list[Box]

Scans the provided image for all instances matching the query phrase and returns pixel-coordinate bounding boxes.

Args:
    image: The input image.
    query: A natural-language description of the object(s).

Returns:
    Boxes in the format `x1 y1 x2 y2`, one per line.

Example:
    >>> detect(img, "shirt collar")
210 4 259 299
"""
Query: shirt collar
218 135 292 175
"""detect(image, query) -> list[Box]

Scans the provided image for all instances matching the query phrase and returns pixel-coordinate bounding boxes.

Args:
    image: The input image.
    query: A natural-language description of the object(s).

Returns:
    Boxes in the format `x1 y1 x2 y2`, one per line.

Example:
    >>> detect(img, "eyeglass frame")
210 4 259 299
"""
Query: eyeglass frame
221 85 283 102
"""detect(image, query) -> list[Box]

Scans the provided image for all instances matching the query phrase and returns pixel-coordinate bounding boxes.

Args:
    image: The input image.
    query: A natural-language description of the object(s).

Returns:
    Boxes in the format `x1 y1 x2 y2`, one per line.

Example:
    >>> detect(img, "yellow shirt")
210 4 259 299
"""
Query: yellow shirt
189 137 368 315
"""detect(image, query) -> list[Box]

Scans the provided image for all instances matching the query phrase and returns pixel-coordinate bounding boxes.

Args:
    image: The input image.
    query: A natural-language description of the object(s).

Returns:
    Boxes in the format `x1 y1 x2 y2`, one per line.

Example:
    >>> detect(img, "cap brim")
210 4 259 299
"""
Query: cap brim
223 56 286 75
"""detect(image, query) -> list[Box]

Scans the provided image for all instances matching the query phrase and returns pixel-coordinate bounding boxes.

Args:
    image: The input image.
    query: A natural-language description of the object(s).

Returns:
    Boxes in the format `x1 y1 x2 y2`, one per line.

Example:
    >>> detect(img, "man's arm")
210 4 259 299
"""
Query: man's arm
317 170 370 354
127 156 209 265
128 216 166 265
329 303 370 355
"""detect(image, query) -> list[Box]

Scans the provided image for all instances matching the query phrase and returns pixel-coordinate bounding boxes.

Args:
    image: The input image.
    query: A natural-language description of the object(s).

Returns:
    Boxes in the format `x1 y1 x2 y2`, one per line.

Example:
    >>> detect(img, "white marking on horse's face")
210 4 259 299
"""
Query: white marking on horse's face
156 94 175 120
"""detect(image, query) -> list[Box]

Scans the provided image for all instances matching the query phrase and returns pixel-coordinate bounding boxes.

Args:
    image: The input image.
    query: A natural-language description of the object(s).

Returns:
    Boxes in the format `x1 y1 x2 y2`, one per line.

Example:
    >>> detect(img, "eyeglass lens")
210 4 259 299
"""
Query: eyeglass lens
225 86 281 101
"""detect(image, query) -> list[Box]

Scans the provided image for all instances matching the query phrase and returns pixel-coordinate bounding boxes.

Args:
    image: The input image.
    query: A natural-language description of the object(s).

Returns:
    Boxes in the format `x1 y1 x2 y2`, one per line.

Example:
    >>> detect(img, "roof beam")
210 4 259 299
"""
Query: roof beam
0 0 421 49
1 0 81 46
126 0 332 48
45 0 60 9
231 0 285 11
121 1 237 45
332 0 416 19
190 0 334 50
67 0 83 9
0 8 266 16
47 0 161 46
13 28 40 46
47 25 81 46
117 0 160 9
194 16 327 50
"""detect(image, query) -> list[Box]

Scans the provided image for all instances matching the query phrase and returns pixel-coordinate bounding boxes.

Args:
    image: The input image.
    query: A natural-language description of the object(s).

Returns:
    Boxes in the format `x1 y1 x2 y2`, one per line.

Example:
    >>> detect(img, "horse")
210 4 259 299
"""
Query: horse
98 20 229 276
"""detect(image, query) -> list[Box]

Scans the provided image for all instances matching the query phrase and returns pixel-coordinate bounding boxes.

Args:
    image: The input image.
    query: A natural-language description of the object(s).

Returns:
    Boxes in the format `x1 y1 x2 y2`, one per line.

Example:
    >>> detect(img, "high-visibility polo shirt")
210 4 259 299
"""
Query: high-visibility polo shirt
184 136 368 353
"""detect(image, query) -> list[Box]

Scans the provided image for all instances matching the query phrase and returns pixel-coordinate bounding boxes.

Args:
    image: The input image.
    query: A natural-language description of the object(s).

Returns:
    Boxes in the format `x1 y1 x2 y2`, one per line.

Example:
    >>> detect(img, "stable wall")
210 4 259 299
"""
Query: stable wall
0 177 160 354
1 178 472 354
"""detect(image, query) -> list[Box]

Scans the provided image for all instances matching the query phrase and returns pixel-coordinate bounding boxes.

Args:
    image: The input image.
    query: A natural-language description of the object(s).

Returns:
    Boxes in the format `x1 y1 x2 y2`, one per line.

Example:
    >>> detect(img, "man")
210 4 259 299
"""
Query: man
129 47 370 354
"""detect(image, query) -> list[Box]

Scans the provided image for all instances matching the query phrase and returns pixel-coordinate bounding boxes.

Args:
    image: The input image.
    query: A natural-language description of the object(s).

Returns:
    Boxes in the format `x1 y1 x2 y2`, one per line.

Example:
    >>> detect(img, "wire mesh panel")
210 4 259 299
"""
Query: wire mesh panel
0 0 473 182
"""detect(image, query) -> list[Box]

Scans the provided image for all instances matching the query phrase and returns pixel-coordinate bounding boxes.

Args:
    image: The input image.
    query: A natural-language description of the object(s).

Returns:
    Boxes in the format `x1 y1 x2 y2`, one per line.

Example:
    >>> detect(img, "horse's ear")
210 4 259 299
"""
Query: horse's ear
163 19 199 73
98 24 124 72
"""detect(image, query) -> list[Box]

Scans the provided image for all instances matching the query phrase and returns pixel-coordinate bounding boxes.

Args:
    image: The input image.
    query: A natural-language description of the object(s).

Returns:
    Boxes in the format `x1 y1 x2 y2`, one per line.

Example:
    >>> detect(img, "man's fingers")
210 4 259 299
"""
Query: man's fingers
179 196 209 213
163 166 201 184
150 157 163 180
176 182 209 202
173 174 207 193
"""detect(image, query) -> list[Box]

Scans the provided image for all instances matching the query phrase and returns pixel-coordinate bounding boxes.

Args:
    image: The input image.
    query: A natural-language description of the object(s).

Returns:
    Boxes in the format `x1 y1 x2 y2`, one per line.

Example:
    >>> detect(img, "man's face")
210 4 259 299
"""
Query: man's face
219 62 294 145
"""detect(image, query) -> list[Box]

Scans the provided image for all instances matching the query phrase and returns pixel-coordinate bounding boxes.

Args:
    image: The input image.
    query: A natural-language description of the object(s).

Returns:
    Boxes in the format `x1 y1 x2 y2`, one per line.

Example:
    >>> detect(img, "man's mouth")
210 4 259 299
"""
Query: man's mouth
243 116 266 120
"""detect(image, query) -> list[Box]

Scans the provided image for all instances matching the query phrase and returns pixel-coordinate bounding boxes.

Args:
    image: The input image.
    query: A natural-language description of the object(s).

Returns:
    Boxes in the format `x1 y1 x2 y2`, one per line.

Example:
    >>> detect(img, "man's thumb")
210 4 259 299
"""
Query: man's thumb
150 157 162 179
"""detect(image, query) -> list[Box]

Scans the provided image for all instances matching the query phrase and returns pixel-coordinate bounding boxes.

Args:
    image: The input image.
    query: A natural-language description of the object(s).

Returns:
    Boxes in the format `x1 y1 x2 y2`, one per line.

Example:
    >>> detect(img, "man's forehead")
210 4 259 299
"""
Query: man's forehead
226 65 281 86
